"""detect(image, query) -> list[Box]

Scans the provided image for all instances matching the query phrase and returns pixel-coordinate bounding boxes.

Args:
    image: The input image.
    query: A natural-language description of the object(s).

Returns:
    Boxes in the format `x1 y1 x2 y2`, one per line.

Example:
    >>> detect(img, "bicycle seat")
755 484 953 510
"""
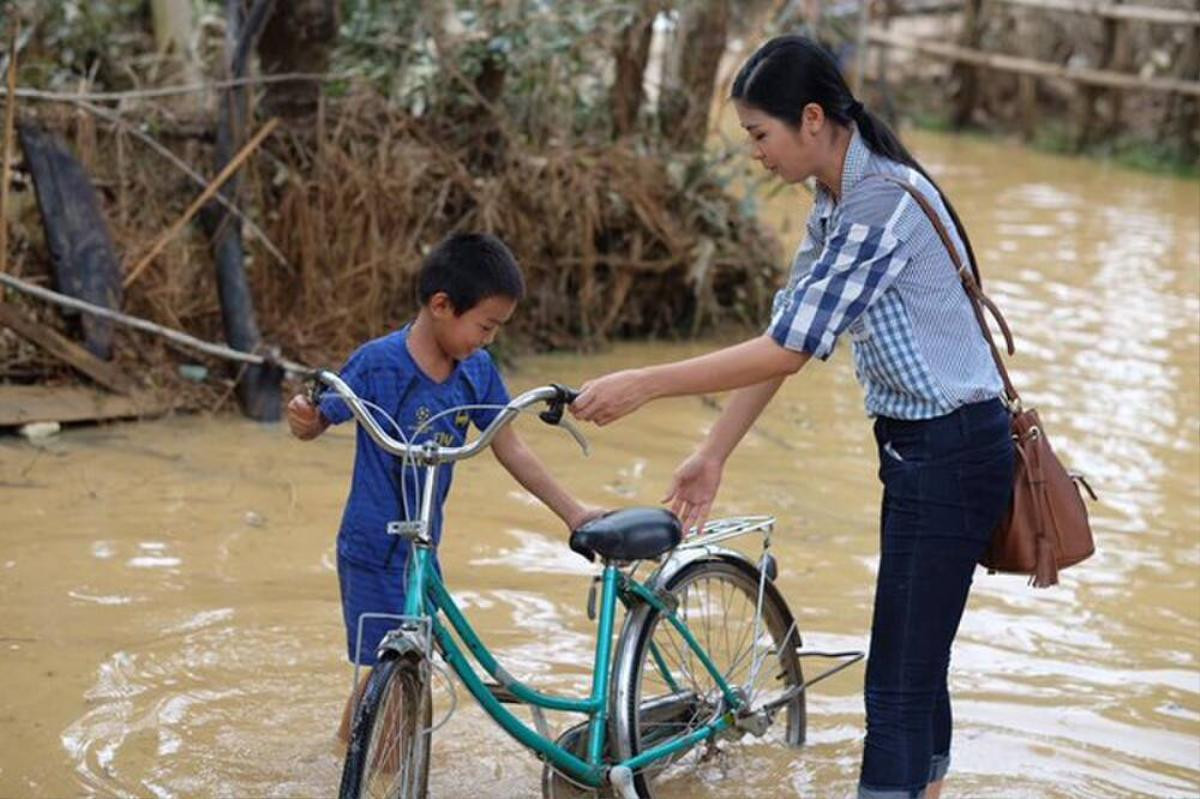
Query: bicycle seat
569 507 682 562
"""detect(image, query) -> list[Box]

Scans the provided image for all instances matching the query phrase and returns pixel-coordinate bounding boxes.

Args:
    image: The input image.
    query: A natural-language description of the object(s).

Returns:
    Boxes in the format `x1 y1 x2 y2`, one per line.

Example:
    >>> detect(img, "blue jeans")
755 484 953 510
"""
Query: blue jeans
858 399 1014 799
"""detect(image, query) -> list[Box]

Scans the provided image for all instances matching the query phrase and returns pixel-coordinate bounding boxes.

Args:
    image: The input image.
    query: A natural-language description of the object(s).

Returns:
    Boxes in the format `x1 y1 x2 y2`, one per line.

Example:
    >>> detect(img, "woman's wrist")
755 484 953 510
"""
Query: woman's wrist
639 366 667 403
694 441 730 465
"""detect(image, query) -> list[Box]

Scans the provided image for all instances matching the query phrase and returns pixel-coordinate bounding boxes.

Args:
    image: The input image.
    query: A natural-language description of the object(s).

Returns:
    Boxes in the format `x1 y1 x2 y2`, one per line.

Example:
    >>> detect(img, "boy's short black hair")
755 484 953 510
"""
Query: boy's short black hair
417 233 525 313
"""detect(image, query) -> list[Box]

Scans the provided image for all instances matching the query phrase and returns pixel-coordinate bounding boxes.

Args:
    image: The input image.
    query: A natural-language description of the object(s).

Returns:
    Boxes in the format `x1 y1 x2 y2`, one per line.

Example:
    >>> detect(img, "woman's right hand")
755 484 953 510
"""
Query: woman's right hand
287 394 327 440
662 450 725 535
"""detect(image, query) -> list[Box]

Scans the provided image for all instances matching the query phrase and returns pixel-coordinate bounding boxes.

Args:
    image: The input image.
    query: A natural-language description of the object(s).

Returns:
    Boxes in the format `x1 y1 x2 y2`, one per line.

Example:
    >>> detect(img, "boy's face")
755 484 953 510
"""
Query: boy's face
429 293 517 361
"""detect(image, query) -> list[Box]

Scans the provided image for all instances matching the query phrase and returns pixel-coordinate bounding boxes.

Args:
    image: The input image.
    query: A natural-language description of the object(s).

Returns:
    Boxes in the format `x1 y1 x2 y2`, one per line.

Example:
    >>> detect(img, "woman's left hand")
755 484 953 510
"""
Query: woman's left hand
570 368 655 426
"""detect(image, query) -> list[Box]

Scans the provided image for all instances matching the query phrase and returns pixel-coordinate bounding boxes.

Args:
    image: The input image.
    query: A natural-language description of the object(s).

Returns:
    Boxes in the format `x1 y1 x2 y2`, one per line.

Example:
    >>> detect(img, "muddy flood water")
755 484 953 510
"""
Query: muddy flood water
2 130 1198 798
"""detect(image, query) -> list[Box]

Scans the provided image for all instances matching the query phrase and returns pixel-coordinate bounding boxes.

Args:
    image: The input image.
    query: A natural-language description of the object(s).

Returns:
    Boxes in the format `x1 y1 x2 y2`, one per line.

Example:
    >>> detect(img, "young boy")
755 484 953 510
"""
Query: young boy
287 233 596 742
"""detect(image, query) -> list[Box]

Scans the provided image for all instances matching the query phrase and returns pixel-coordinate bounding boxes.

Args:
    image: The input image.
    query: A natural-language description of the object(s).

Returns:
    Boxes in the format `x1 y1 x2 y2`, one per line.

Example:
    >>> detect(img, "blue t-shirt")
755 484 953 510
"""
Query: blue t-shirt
318 326 511 571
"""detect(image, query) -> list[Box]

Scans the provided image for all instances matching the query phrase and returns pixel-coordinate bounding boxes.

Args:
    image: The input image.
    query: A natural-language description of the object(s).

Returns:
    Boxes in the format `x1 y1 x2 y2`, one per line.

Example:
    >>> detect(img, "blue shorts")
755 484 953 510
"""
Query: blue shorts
337 553 410 667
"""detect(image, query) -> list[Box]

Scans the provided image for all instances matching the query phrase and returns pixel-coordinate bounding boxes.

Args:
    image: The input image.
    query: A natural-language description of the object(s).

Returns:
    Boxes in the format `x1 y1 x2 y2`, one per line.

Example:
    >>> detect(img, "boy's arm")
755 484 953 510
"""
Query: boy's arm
490 426 599 531
287 395 331 440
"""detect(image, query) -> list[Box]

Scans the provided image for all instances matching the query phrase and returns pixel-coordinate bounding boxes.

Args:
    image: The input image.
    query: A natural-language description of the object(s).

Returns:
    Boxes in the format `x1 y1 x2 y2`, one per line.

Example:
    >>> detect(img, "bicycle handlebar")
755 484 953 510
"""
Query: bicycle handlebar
313 369 584 464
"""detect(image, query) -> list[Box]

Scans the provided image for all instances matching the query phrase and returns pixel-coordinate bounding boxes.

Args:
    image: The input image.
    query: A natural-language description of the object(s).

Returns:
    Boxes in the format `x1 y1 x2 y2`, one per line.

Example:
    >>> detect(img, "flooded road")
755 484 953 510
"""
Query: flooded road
1 130 1197 798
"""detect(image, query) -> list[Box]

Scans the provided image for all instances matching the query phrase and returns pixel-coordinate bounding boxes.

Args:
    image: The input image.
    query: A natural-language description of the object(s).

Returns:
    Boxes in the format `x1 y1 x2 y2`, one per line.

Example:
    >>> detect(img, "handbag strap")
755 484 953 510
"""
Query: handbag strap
873 174 1022 406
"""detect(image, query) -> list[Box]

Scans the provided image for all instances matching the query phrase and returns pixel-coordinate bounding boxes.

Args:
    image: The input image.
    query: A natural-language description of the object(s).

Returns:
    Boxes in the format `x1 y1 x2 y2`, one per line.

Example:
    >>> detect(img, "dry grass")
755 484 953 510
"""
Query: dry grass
1 91 782 408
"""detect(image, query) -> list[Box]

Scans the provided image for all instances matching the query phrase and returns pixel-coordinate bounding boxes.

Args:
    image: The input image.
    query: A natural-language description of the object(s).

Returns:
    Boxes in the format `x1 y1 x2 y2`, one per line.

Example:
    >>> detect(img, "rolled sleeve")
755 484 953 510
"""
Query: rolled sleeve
767 221 907 360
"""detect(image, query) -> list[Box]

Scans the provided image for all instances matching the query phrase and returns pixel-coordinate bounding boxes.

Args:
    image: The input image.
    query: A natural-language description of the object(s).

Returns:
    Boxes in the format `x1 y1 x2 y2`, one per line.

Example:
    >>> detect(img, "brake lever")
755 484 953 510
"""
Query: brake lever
557 415 590 457
538 383 589 456
305 373 324 405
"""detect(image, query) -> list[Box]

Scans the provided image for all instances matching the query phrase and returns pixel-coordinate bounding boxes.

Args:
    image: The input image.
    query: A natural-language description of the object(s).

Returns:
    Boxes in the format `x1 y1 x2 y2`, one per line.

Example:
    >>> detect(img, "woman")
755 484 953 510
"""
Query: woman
570 35 1014 799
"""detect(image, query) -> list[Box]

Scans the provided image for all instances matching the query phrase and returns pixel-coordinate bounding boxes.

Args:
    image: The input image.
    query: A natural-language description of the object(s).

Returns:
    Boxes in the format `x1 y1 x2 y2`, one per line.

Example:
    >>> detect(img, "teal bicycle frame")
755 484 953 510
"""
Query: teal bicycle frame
394 470 746 789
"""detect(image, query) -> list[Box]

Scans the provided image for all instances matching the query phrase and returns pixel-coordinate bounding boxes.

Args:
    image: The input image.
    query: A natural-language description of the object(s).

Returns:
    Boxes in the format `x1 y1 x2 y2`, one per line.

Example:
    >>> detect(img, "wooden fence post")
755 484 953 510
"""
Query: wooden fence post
1174 27 1200 164
203 0 282 422
1076 3 1120 151
951 0 985 127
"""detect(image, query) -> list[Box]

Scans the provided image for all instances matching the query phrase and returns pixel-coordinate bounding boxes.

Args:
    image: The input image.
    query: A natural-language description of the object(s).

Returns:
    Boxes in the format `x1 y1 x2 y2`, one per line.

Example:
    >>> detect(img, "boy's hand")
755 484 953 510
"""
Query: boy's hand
287 394 328 440
567 504 608 532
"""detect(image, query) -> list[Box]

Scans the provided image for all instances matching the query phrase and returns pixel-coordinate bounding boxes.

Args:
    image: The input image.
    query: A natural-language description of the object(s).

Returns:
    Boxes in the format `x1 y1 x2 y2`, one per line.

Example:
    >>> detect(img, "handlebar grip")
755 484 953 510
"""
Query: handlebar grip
556 384 581 405
539 384 579 426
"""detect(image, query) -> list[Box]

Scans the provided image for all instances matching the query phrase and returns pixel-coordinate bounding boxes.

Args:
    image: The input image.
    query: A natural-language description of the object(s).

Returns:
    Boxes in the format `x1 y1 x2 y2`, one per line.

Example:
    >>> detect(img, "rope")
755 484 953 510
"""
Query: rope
0 271 313 377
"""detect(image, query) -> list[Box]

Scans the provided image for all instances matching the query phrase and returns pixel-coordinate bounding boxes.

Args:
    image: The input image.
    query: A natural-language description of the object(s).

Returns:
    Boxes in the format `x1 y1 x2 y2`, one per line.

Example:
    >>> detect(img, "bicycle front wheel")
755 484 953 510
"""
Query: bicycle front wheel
611 557 804 798
339 652 433 799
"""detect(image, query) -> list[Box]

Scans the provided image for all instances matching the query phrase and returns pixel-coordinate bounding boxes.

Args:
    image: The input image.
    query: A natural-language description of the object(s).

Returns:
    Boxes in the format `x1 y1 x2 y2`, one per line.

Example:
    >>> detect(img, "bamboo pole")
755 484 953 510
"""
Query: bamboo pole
994 0 1200 26
0 270 311 375
1 22 18 280
123 116 279 289
66 95 288 268
866 26 1200 96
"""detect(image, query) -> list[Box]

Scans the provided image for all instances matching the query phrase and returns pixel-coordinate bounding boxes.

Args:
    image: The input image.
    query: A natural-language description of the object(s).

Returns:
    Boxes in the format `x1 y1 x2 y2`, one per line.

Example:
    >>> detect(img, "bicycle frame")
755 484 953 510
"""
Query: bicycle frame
389 468 747 789
313 370 767 790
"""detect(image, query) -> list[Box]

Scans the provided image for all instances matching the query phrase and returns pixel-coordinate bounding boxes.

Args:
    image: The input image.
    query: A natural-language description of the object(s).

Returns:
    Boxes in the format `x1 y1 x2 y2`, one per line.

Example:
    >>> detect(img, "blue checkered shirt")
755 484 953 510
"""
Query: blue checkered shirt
767 129 1003 419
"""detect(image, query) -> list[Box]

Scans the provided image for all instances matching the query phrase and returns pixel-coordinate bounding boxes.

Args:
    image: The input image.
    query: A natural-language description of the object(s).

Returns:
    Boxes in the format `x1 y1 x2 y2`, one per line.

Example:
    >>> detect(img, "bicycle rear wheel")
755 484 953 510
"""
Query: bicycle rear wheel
612 557 804 798
339 652 433 799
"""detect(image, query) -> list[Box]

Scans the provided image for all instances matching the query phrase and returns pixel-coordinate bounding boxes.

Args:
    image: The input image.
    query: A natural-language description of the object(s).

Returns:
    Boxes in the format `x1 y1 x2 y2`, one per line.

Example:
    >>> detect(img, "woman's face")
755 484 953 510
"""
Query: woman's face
735 99 824 185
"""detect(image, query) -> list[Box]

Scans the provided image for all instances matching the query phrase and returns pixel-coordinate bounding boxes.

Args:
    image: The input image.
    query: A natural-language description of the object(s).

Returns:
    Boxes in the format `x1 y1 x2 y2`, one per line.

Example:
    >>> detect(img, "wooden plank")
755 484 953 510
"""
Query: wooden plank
995 0 1200 26
19 123 123 358
0 385 170 427
0 303 139 394
866 26 1200 95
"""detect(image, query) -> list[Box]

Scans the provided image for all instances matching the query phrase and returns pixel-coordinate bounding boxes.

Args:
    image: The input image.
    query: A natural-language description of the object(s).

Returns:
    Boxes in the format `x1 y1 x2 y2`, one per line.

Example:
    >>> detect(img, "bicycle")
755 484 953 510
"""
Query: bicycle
311 369 862 799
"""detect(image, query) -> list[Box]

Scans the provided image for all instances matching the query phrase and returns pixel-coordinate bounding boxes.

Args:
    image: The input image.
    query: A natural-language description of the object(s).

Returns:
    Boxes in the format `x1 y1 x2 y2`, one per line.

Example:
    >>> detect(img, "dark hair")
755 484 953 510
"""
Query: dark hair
731 35 979 275
417 233 525 313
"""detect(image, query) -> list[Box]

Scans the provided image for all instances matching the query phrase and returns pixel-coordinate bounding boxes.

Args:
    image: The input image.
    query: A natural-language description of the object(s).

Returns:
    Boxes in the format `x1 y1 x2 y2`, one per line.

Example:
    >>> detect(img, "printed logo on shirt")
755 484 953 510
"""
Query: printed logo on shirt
455 410 470 428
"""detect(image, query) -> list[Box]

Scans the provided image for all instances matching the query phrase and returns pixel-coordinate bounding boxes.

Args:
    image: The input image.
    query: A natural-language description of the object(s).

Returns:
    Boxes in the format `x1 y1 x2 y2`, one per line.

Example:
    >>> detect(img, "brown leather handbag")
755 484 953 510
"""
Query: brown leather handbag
882 177 1097 587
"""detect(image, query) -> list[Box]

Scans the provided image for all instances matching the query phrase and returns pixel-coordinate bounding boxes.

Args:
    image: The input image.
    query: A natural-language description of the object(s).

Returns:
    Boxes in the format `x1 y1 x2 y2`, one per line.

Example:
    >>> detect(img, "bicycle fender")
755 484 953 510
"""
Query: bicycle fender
647 545 765 593
376 628 427 660
648 547 799 651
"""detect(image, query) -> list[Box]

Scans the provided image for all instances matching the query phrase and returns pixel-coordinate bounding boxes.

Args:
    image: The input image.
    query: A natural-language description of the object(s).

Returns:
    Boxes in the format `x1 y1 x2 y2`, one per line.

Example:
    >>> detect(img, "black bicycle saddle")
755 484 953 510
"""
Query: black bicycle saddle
569 507 683 563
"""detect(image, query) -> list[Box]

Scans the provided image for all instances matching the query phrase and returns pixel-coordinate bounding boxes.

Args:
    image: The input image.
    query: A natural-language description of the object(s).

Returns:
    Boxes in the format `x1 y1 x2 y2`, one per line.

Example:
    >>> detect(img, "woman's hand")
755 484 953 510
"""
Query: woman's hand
287 394 327 440
570 368 656 426
663 450 725 535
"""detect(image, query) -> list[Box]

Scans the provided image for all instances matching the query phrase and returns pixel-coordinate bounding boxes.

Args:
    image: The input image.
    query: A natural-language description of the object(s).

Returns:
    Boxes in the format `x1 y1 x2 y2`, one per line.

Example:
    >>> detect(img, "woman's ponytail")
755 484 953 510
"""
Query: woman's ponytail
854 104 981 278
733 36 981 278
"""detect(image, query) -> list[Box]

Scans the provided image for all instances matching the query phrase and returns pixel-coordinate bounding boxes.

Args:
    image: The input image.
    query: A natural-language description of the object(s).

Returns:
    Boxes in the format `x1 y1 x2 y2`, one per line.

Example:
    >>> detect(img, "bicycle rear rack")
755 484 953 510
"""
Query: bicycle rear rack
676 514 775 549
